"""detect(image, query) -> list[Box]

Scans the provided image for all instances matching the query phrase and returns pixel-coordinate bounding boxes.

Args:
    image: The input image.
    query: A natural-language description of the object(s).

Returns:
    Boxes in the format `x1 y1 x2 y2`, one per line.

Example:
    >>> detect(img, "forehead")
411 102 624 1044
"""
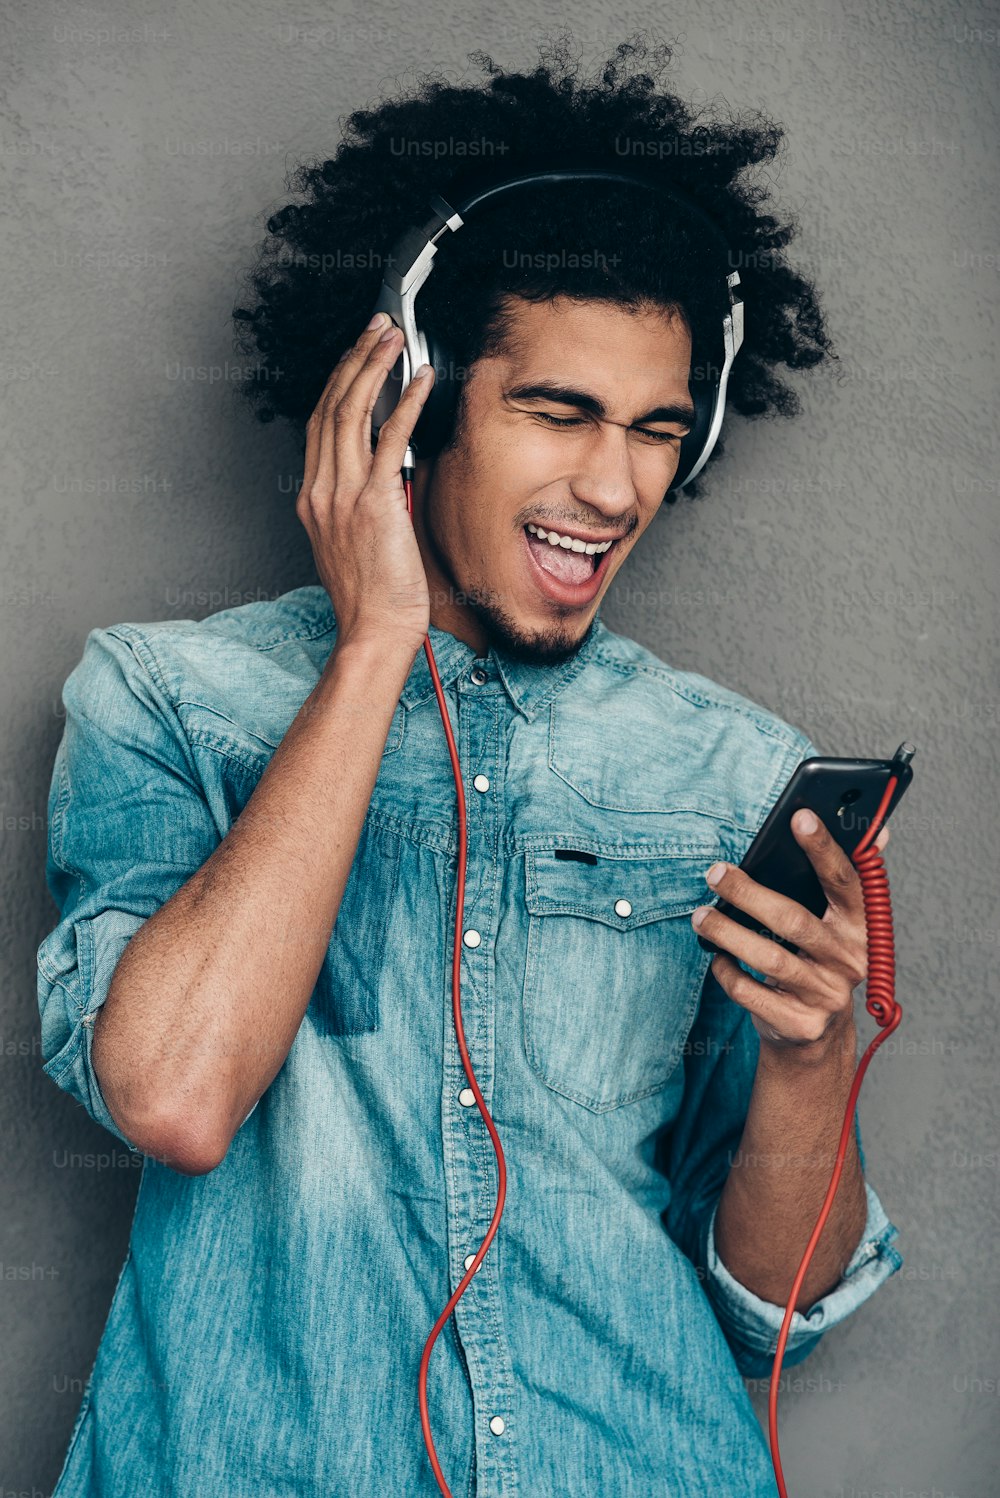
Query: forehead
497 295 692 388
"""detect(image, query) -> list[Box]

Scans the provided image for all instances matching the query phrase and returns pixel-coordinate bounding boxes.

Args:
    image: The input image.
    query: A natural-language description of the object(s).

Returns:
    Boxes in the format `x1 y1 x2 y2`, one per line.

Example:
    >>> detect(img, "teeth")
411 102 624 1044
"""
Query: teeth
526 523 613 555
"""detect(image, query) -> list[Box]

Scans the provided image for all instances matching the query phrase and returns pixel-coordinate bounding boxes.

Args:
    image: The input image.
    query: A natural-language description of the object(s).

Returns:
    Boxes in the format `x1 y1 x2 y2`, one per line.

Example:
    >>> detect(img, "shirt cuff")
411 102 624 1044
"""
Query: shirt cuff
702 1180 903 1375
37 909 146 1155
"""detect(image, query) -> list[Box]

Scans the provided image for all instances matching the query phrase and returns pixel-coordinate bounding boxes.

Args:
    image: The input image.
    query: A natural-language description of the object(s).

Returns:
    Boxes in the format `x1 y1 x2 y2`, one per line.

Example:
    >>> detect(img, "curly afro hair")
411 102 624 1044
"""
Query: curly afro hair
232 32 837 501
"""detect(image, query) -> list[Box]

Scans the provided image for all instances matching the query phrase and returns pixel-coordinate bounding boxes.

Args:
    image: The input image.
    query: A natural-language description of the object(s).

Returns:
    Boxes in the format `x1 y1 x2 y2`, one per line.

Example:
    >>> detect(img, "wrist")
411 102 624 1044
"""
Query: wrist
328 630 423 681
757 1011 859 1075
304 635 418 729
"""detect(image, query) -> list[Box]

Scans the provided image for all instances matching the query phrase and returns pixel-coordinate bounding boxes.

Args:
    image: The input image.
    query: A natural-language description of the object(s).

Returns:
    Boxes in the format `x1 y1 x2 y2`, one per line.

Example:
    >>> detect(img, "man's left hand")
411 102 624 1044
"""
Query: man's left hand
690 811 891 1052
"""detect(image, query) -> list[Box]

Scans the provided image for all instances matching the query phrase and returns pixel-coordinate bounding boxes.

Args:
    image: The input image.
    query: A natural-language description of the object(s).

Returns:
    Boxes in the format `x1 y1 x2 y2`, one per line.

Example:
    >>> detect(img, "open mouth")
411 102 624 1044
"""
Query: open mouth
524 522 617 584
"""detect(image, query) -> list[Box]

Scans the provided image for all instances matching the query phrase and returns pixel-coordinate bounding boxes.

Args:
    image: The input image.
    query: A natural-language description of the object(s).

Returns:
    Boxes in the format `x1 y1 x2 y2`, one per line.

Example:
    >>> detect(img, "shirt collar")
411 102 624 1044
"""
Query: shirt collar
398 609 607 722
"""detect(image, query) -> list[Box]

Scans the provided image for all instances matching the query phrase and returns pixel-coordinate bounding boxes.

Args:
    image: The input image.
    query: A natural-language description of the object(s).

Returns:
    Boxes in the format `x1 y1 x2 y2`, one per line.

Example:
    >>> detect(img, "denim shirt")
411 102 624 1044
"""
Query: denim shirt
36 585 903 1497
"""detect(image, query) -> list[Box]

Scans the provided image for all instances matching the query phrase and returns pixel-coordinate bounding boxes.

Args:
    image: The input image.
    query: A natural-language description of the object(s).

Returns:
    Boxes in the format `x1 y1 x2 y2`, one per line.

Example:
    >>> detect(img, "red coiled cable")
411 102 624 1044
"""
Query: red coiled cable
767 775 902 1497
406 472 901 1497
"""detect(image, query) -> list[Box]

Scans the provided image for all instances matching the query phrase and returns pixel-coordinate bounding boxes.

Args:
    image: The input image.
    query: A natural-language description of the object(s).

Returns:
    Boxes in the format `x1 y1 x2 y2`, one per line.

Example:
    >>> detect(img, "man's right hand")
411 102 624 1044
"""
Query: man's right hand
296 313 436 656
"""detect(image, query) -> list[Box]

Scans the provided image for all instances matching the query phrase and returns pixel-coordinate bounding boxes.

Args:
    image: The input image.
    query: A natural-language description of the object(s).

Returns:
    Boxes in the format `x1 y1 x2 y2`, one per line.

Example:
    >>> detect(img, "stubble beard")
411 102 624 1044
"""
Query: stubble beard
463 585 590 667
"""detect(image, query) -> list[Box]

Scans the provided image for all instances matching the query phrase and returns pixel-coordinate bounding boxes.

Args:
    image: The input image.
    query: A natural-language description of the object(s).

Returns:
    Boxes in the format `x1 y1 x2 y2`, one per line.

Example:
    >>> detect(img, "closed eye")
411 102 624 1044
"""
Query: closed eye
533 412 681 444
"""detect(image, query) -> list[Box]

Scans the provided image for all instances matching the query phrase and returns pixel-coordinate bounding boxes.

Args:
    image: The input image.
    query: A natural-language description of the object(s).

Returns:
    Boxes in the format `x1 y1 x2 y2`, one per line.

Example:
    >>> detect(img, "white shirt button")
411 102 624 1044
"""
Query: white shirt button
614 898 633 918
473 774 490 793
464 1253 482 1274
459 1088 476 1107
489 1415 506 1436
463 929 482 948
470 667 488 685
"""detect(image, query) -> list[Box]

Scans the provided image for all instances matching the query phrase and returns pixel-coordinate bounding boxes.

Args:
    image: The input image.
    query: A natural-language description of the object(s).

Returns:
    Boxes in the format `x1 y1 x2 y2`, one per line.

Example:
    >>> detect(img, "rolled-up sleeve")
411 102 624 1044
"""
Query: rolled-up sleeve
661 961 904 1380
701 1178 902 1377
36 625 222 1151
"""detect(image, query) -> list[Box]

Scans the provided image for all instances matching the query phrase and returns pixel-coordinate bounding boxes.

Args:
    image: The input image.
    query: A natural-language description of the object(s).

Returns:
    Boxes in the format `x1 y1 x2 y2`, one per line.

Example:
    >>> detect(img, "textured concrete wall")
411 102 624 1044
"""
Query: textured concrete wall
3 2 996 1493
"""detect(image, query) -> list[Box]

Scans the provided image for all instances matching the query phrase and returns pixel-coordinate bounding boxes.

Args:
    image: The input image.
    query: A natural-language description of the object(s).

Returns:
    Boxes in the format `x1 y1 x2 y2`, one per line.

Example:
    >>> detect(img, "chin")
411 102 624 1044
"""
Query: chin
470 594 594 666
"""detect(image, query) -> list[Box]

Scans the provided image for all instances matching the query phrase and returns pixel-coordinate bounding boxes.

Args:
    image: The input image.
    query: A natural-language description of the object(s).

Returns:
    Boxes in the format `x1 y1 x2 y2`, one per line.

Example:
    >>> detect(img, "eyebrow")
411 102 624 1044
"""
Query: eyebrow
504 382 696 434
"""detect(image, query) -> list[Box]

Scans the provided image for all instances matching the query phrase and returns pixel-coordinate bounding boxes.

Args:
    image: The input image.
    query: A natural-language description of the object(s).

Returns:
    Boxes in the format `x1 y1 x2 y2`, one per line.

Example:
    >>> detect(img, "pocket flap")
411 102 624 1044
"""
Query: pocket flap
525 848 710 928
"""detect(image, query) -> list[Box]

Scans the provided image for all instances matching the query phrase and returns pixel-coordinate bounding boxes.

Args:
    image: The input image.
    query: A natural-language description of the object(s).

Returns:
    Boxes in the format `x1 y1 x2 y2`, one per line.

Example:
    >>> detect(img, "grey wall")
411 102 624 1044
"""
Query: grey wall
3 2 997 1493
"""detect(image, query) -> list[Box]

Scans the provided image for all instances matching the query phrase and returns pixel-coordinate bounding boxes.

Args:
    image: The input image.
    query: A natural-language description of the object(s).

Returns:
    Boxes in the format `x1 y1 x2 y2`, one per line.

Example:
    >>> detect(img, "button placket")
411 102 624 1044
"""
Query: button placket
440 673 517 1494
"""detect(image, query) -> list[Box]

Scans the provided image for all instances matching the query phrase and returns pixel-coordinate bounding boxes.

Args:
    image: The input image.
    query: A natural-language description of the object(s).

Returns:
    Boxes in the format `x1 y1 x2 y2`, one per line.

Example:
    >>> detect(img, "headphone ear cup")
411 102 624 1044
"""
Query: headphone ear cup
409 327 460 460
667 376 713 492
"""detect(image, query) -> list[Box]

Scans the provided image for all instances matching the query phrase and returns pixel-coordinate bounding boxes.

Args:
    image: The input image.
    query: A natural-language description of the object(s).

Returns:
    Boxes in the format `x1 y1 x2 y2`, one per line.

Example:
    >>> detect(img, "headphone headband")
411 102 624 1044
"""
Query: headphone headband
370 166 744 491
452 167 733 259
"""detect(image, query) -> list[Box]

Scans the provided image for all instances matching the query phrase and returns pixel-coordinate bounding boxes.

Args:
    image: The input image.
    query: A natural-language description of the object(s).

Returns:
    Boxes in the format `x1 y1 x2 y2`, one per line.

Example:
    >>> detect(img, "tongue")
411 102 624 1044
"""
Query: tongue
527 532 594 586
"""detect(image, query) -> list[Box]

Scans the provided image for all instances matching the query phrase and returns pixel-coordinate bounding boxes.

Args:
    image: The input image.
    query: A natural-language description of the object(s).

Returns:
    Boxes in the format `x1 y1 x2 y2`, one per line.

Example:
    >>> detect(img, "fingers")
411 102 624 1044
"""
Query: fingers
710 952 842 1048
299 312 438 515
710 951 801 1034
368 359 436 486
299 314 397 503
699 860 835 964
790 809 865 918
319 321 405 498
692 903 817 988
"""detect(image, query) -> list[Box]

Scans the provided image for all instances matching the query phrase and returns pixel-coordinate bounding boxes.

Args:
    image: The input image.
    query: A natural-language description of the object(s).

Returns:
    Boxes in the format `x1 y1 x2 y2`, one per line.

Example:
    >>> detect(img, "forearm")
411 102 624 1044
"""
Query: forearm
713 1018 868 1309
92 634 416 1170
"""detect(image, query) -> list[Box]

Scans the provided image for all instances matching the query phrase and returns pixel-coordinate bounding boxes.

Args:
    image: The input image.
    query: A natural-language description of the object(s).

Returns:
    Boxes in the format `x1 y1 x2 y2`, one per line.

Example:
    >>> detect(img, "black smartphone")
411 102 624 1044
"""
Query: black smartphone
696 742 915 956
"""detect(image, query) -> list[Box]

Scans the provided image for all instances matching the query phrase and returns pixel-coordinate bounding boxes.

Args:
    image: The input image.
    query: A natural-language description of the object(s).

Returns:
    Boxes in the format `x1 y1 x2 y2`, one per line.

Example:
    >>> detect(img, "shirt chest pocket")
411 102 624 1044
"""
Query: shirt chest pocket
521 849 713 1112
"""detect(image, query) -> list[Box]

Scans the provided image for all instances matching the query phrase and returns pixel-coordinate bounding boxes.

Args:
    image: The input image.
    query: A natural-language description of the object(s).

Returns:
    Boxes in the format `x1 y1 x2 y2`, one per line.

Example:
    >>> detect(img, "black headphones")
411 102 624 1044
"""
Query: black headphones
369 166 745 493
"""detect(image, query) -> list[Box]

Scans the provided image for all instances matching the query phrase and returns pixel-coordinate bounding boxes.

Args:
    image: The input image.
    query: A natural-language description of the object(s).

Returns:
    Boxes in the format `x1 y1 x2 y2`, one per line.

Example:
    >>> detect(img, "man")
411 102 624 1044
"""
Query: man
37 40 902 1497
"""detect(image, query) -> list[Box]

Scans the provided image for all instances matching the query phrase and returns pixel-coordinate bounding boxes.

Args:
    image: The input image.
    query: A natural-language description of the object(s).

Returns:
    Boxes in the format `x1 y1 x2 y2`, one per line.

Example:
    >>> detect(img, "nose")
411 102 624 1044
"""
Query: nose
566 424 642 527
